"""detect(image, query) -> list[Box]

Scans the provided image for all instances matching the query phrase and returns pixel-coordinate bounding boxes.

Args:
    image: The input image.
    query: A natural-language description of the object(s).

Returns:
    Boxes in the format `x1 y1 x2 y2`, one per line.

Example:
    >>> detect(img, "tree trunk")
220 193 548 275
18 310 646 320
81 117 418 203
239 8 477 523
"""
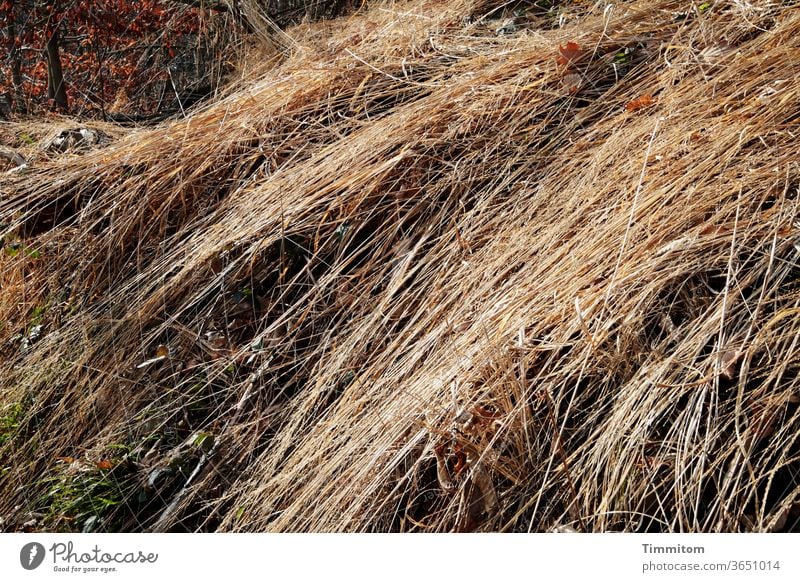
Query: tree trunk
2 0 24 112
11 48 23 106
46 26 69 112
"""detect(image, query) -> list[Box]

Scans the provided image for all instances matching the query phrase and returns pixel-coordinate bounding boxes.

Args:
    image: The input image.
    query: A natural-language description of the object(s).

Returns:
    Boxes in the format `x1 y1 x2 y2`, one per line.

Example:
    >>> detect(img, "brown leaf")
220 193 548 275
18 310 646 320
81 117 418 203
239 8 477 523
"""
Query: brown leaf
453 444 468 475
557 41 583 66
96 459 113 470
719 349 743 381
625 94 656 112
562 73 583 94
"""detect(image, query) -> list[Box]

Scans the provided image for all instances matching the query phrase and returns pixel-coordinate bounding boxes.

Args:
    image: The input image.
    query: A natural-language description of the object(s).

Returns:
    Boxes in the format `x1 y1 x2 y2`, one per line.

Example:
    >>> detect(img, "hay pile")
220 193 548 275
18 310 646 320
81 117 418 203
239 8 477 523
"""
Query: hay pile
0 0 798 532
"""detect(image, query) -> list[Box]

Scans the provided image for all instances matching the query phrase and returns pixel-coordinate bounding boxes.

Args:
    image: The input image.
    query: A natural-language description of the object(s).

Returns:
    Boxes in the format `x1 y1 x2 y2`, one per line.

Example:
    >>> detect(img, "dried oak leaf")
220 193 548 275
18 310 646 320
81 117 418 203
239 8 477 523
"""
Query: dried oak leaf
557 42 583 66
562 73 583 94
625 94 656 112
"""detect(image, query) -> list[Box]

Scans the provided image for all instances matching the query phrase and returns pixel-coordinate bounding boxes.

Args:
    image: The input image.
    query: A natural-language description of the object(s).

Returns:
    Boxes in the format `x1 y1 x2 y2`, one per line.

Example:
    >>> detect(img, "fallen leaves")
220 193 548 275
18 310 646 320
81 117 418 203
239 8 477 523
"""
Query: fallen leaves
54 456 113 470
625 94 656 112
557 41 583 66
136 343 171 369
562 73 583 94
556 42 585 95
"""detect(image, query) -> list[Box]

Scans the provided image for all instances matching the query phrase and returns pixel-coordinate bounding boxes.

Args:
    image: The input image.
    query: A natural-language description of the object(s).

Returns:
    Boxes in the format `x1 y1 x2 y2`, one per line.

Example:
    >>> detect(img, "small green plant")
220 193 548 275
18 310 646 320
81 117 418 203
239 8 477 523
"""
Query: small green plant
36 449 137 532
613 47 633 65
3 242 21 258
3 242 42 259
40 473 120 532
192 432 215 454
30 304 48 327
0 402 24 448
235 506 246 521
17 132 37 145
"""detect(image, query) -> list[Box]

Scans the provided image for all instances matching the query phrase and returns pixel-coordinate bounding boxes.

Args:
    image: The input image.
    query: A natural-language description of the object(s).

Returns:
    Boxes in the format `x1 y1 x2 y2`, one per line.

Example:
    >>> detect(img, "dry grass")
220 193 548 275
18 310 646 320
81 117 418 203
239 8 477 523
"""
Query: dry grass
0 0 798 532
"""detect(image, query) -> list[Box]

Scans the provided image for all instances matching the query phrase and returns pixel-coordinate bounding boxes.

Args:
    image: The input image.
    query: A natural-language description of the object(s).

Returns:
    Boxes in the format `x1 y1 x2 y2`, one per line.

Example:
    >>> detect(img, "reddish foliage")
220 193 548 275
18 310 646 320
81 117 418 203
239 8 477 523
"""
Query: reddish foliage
555 41 584 96
625 94 656 112
556 41 583 67
452 444 467 475
0 0 214 115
